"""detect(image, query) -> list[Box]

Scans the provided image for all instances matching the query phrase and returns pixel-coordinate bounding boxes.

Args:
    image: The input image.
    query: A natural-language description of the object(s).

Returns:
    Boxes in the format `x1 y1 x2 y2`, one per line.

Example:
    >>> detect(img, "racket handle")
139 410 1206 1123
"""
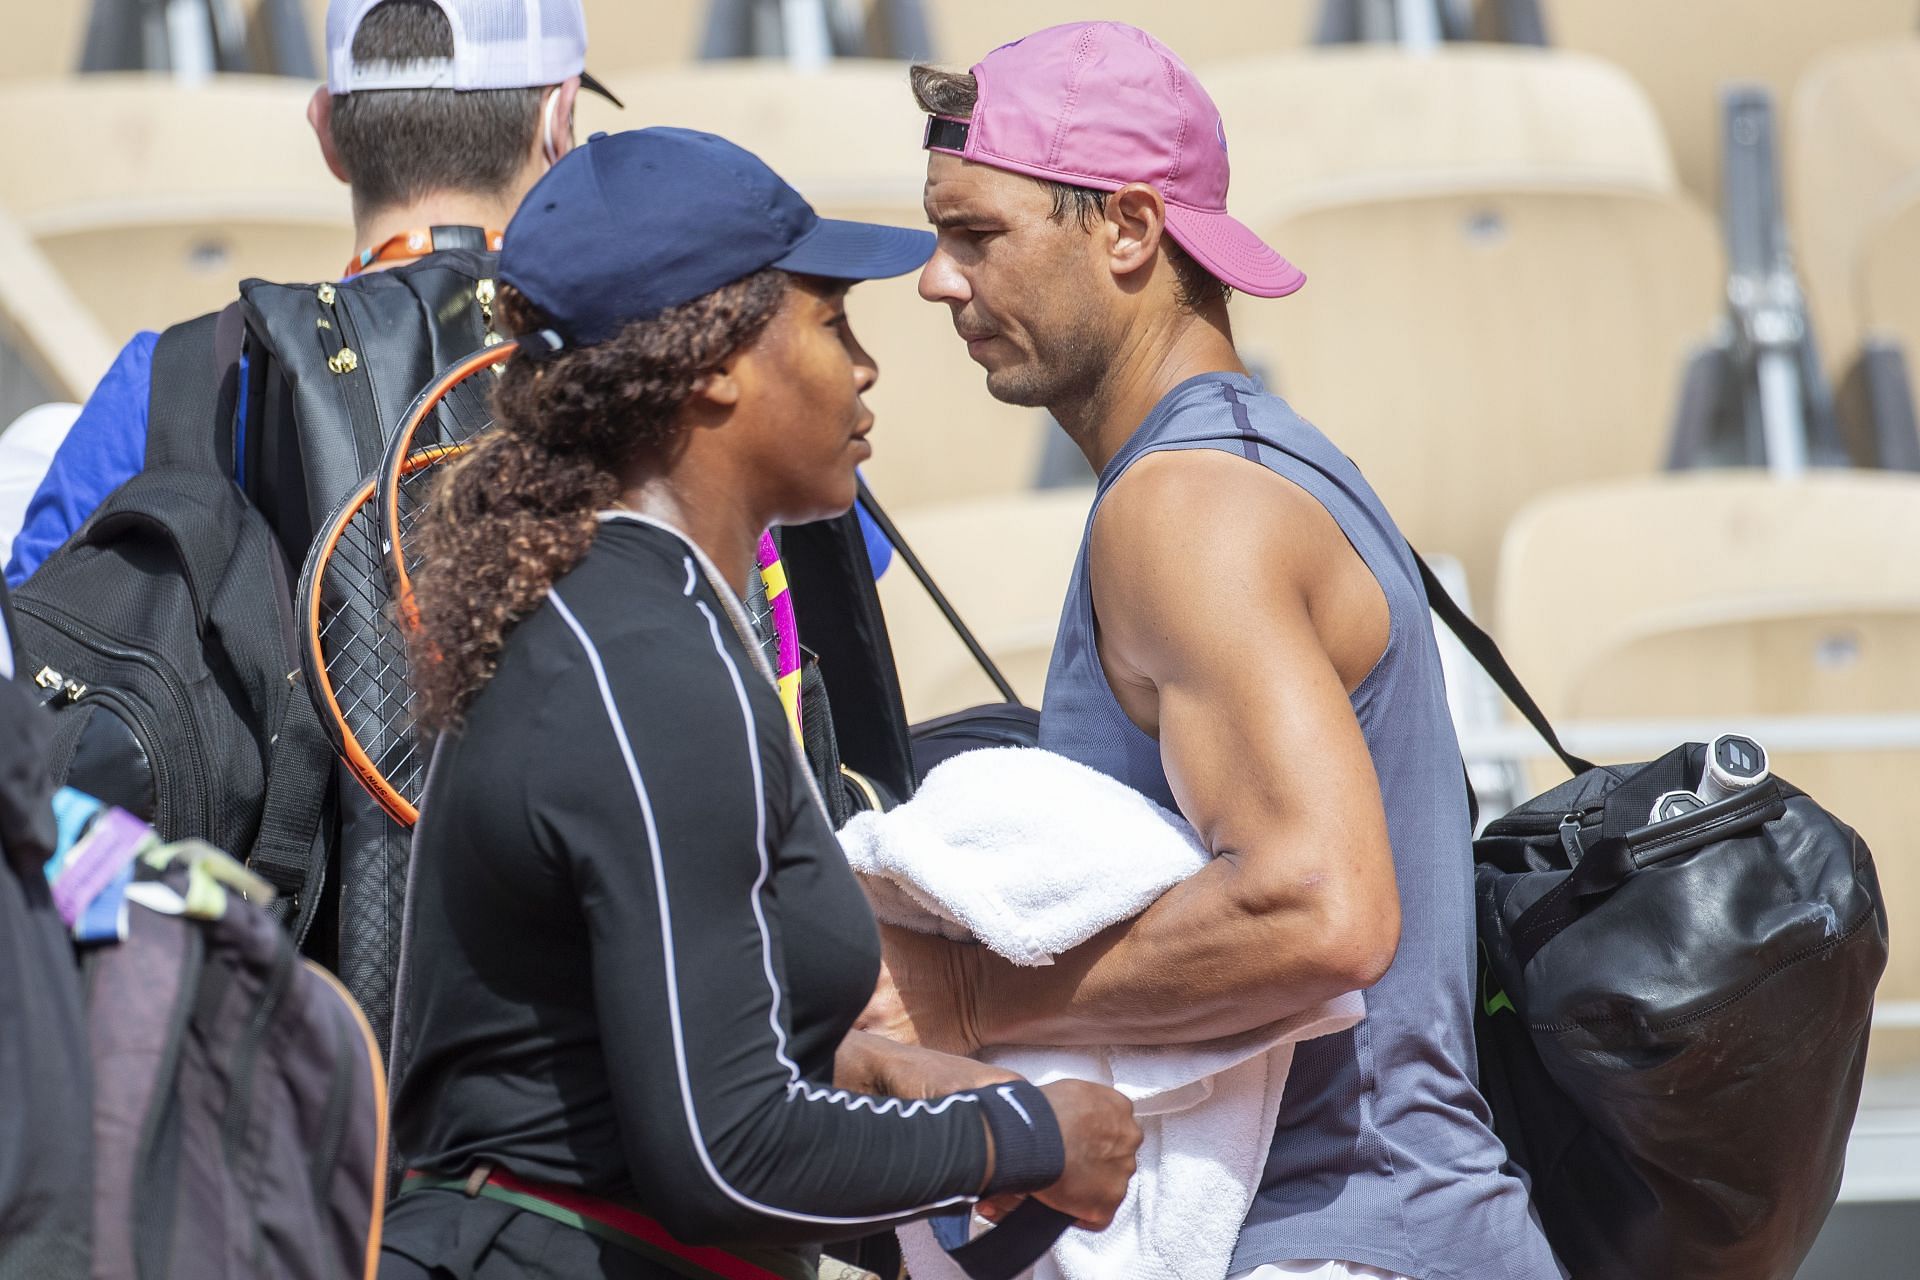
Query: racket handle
1650 789 1706 824
1697 733 1769 806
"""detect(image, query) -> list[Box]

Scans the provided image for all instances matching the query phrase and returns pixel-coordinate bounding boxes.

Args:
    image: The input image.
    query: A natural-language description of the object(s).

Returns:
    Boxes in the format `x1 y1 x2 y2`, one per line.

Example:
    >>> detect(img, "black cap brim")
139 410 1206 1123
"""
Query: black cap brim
772 219 934 282
580 70 623 109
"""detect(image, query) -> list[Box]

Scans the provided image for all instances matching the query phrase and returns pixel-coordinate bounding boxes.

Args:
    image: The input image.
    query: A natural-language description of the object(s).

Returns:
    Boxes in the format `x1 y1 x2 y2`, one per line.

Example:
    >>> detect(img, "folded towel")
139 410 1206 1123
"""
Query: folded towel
840 747 1364 1280
838 747 1211 966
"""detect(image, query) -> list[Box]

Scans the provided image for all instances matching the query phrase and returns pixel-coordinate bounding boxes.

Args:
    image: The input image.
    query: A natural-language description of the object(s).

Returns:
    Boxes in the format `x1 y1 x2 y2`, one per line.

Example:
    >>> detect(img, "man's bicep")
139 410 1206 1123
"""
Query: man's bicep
1089 463 1393 891
1151 585 1390 879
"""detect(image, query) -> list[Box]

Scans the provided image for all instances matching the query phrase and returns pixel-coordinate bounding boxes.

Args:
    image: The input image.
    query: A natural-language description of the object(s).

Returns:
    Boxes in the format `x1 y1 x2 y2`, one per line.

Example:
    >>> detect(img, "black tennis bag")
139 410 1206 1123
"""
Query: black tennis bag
1424 561 1889 1280
241 244 499 1053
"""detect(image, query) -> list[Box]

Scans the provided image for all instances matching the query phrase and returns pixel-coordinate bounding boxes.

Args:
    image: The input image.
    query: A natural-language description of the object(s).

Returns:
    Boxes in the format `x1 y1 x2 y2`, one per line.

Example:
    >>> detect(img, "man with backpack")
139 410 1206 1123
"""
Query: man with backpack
7 0 618 1056
6 0 616 588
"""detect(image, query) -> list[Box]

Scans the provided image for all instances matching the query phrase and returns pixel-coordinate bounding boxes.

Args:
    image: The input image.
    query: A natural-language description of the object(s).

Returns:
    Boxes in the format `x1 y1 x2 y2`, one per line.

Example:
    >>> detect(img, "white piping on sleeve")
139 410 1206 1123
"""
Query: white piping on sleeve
547 588 978 1227
689 597 981 1117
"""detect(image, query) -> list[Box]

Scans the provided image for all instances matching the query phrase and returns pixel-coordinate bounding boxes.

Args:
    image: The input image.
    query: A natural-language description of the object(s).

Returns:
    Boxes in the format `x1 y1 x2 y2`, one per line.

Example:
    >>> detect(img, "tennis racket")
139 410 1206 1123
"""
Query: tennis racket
291 343 516 828
295 456 435 827
746 529 804 739
302 342 808 826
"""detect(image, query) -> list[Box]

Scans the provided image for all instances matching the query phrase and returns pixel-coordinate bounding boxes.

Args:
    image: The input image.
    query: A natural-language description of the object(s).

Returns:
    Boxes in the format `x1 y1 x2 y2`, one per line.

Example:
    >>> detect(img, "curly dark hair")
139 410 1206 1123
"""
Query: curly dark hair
408 273 789 731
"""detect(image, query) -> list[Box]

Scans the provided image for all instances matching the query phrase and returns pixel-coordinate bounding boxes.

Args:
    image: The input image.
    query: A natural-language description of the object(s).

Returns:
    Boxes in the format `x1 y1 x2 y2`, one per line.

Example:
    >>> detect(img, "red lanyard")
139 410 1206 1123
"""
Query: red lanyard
345 227 504 277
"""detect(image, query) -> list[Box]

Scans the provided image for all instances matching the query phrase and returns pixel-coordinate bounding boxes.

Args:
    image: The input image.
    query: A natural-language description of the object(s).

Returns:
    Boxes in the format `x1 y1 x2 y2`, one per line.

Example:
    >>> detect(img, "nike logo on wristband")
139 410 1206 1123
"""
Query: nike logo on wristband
997 1085 1033 1127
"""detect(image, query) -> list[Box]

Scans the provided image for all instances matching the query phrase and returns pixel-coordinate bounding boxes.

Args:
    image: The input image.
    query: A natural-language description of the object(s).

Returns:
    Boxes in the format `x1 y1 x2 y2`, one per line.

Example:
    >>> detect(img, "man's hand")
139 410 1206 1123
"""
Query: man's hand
856 924 985 1055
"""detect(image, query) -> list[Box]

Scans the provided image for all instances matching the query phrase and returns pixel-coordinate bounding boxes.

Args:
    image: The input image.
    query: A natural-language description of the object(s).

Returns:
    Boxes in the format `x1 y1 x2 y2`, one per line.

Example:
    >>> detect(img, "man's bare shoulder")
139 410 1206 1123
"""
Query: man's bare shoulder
1091 448 1349 586
1090 448 1390 695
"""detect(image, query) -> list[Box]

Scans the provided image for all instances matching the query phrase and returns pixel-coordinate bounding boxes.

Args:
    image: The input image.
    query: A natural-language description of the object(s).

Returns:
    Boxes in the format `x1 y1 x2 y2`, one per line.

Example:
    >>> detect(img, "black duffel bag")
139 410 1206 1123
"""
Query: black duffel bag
1423 557 1889 1280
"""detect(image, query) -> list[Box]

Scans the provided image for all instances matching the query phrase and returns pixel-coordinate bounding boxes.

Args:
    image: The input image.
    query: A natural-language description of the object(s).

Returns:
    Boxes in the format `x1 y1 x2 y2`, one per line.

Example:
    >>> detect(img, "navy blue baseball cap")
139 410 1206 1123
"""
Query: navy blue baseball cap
500 127 935 350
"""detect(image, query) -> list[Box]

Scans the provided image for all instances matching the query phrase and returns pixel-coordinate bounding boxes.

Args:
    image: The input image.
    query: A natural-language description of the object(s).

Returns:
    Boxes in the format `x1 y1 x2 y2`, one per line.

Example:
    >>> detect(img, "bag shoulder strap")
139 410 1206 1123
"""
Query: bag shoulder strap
128 310 331 933
249 681 333 942
143 306 243 474
1411 548 1595 778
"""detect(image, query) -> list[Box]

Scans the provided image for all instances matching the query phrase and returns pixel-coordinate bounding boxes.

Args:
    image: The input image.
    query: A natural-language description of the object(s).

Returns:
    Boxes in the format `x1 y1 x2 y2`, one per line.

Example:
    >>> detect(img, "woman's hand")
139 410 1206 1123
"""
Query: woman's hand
1032 1079 1141 1230
834 1034 1139 1231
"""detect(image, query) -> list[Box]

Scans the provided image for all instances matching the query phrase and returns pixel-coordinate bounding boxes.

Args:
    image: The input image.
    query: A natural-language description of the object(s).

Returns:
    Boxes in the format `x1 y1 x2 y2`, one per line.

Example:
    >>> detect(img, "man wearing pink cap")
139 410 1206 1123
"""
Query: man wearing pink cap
862 22 1564 1280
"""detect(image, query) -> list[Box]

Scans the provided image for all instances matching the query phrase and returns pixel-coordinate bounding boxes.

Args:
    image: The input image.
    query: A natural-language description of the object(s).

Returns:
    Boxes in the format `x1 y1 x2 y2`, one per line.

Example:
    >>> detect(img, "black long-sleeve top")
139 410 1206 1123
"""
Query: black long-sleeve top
391 515 1053 1251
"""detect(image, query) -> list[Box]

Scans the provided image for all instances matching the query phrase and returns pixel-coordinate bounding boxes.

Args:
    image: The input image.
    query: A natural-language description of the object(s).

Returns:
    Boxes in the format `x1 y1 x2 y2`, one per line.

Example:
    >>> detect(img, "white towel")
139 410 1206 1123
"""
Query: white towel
838 747 1365 1280
838 747 1212 966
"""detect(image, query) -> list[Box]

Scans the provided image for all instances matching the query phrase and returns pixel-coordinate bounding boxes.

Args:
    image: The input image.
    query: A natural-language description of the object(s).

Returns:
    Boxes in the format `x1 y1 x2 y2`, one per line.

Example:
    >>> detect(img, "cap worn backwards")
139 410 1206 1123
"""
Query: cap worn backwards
499 128 935 351
326 0 623 105
922 20 1304 299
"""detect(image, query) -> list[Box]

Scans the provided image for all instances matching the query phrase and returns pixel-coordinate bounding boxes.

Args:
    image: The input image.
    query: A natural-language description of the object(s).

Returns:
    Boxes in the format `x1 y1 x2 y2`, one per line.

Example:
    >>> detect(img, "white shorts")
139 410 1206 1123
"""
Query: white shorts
1230 1263 1415 1280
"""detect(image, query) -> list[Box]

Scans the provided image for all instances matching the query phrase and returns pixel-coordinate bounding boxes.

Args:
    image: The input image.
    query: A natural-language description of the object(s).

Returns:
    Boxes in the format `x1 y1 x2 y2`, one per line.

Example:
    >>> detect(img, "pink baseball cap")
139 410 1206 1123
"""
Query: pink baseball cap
922 21 1304 298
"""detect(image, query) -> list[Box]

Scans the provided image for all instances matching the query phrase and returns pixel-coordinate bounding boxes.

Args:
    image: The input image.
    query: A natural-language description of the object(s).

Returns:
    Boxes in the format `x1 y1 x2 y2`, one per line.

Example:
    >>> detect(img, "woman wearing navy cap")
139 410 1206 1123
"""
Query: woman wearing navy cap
379 128 1138 1280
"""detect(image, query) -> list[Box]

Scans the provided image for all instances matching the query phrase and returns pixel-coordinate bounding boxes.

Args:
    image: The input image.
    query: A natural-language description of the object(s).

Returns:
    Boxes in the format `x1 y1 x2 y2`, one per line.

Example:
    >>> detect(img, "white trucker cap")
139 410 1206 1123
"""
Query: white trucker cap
326 0 623 104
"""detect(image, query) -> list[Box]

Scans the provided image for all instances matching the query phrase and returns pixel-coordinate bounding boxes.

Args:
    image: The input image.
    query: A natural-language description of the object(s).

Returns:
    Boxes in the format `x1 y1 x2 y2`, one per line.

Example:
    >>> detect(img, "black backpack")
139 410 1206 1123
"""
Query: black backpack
10 314 334 944
1422 559 1888 1280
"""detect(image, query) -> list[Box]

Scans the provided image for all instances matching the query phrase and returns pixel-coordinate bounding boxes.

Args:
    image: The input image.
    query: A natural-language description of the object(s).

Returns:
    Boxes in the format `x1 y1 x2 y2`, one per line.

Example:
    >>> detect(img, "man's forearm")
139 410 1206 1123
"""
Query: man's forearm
969 854 1393 1048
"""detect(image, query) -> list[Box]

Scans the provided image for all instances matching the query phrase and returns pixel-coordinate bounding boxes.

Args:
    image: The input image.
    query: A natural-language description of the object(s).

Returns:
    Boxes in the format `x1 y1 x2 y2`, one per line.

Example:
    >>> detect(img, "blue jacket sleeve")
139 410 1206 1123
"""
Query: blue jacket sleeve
5 333 159 588
854 474 892 579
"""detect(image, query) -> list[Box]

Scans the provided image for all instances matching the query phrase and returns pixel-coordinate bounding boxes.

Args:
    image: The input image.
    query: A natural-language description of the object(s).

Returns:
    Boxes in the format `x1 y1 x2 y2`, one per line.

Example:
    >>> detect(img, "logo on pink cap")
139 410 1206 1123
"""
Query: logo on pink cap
922 21 1303 299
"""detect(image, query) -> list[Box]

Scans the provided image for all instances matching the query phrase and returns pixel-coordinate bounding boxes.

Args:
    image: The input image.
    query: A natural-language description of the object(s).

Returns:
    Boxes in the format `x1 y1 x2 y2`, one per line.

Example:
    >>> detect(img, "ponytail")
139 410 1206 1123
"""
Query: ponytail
408 273 788 730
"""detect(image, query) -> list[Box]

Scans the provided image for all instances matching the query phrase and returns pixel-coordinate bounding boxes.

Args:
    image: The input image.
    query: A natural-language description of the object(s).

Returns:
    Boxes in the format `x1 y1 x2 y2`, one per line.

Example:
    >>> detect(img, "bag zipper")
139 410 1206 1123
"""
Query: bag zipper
318 285 387 477
1480 804 1604 840
13 597 213 837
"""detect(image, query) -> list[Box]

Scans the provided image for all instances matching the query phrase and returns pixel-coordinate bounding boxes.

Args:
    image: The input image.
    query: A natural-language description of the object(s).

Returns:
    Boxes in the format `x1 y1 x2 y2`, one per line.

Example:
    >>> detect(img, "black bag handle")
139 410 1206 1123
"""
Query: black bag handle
1411 548 1597 779
928 1200 1075 1280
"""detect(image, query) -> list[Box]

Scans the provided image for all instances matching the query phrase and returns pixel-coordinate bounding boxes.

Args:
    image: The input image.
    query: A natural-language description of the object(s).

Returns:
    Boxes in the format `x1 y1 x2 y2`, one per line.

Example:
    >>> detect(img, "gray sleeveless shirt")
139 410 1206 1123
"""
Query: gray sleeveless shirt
1038 373 1562 1280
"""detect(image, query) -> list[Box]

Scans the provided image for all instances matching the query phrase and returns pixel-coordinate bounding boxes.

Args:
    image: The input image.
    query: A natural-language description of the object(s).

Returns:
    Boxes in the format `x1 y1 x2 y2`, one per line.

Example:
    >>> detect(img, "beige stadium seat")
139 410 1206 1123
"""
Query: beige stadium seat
577 61 927 220
1496 471 1920 1073
582 60 1049 509
1858 189 1920 406
1231 185 1722 602
302 0 709 69
1790 39 1920 384
0 204 118 411
0 75 350 345
0 2 88 81
1544 0 1920 204
578 0 709 68
920 0 1318 68
1205 45 1676 224
877 487 1091 722
1495 473 1920 688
